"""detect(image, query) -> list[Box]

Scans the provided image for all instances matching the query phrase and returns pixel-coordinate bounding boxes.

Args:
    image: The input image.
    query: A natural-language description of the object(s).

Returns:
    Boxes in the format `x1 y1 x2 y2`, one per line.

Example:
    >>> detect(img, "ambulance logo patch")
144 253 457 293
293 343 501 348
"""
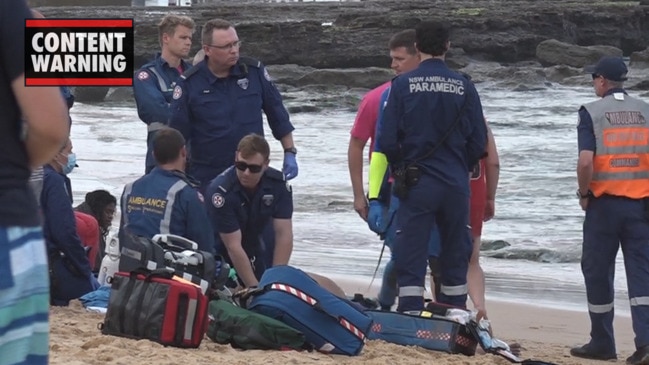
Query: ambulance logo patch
237 78 249 90
137 71 149 81
263 67 272 81
173 85 182 100
212 193 225 208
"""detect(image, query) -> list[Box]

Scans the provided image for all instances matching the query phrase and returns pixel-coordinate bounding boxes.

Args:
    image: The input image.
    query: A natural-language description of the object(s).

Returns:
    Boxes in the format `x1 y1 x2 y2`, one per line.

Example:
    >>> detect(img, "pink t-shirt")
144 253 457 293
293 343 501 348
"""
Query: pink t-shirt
350 81 391 160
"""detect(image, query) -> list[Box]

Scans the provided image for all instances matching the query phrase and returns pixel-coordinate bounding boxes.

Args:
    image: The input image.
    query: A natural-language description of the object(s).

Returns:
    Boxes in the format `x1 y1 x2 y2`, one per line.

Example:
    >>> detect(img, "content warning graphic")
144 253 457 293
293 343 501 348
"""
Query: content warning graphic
25 18 134 87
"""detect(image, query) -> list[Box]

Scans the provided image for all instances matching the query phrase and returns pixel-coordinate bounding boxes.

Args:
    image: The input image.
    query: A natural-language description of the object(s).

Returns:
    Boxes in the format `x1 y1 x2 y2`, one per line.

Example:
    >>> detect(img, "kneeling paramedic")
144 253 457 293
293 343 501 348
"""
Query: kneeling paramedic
205 134 293 288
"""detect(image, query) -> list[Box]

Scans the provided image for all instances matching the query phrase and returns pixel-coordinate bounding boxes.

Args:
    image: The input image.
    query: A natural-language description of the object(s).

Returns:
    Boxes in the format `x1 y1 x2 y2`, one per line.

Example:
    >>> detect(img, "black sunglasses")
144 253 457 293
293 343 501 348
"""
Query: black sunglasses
234 161 263 173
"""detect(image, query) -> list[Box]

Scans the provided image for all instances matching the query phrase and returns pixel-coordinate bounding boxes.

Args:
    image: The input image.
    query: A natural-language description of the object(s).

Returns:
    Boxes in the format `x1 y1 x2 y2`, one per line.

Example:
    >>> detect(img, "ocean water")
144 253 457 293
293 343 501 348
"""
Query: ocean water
68 81 633 314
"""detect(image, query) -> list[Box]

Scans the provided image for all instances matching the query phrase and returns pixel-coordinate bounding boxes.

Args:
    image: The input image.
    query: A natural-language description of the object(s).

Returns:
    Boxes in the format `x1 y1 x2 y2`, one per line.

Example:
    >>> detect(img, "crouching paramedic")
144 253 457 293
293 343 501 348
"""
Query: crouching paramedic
205 134 293 288
377 21 487 312
119 127 215 254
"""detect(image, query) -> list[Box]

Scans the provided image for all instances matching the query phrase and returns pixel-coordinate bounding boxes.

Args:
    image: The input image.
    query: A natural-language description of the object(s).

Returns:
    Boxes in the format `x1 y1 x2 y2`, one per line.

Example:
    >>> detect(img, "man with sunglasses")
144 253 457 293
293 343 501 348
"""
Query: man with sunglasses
572 56 649 365
119 128 215 254
205 134 293 288
170 18 298 194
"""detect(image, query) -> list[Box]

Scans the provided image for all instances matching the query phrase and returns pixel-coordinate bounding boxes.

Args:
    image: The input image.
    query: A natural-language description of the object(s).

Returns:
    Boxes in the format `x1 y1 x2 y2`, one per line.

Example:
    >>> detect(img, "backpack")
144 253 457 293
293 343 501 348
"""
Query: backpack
206 299 309 351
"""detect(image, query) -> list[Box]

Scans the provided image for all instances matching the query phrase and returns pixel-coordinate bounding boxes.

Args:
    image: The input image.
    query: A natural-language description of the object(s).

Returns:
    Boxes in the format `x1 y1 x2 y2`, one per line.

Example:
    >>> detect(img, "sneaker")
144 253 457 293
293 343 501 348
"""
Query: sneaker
626 346 649 365
570 343 617 361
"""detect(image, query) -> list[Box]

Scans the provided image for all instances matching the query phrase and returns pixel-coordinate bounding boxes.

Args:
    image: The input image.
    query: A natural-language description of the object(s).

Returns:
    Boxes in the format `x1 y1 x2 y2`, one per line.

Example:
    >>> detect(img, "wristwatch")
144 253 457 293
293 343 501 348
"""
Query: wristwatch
576 189 590 199
284 147 298 155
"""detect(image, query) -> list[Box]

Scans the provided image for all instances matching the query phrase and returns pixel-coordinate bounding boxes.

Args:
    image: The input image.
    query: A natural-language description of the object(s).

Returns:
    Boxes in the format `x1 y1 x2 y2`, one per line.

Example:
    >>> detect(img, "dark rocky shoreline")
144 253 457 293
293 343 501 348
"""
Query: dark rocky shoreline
39 0 649 104
39 0 649 68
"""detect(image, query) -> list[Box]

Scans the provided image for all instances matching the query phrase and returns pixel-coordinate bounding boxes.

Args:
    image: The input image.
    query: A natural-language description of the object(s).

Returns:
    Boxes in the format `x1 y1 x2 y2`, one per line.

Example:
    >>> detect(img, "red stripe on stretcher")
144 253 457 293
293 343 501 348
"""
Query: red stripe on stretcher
270 283 318 306
339 318 366 340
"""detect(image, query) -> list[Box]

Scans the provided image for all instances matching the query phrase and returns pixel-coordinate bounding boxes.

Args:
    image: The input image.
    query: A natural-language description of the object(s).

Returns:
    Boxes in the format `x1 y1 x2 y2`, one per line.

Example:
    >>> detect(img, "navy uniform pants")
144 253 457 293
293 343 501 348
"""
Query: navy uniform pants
582 195 649 352
394 174 472 312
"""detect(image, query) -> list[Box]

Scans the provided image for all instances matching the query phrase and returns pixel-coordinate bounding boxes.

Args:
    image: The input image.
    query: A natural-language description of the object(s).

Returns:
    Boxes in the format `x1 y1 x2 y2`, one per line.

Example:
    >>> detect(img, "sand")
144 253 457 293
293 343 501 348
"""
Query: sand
49 278 637 365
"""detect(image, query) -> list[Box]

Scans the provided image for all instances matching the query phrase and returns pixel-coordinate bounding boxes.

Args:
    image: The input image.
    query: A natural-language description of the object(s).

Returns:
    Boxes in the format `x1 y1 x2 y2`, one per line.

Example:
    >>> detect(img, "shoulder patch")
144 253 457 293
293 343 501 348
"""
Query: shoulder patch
173 85 183 100
286 182 292 193
263 67 272 81
196 191 204 203
211 193 225 208
137 70 149 81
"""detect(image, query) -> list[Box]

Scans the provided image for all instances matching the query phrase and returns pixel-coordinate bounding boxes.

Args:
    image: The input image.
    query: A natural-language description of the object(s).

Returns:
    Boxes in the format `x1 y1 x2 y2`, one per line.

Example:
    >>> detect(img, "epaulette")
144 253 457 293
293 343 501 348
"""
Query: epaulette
180 64 201 80
264 167 285 182
215 167 238 193
237 56 262 76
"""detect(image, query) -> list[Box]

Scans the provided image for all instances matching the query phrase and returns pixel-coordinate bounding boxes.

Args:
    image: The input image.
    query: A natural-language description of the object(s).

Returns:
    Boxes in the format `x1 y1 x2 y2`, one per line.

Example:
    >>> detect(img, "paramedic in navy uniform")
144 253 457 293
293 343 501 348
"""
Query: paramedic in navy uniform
169 18 298 192
377 21 487 313
205 134 293 288
119 128 215 254
134 14 194 174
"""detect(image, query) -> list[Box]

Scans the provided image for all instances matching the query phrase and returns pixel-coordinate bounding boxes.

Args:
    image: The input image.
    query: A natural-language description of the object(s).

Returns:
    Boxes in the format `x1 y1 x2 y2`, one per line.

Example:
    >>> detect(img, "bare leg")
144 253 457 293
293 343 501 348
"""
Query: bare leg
467 235 487 320
306 272 347 298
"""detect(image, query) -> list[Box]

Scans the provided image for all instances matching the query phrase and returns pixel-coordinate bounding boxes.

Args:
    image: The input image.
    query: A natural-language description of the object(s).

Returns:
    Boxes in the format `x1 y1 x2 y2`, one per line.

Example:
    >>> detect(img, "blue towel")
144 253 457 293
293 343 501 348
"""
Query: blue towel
78 285 111 308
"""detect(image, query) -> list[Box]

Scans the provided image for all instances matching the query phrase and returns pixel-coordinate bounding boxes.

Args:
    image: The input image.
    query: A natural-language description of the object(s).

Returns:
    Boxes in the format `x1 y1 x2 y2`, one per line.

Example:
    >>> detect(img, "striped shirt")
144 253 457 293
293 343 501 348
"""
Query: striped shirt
0 226 49 365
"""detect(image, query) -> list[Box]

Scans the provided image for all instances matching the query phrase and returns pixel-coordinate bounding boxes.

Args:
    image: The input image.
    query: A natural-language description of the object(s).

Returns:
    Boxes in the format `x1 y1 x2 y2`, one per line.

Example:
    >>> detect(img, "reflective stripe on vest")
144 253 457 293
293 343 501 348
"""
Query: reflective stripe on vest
583 93 649 199
148 66 174 93
147 121 166 132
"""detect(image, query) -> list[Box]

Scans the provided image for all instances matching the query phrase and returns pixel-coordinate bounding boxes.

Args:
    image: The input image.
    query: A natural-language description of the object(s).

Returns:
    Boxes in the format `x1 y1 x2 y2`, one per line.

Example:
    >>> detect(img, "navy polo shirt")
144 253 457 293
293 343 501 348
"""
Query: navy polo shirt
205 166 292 256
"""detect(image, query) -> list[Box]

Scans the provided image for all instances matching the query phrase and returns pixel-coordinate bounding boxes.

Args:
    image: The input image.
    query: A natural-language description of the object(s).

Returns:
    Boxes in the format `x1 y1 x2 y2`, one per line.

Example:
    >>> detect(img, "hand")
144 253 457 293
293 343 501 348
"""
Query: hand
89 274 101 291
354 195 369 221
579 197 589 211
367 200 385 234
483 199 495 222
282 152 298 180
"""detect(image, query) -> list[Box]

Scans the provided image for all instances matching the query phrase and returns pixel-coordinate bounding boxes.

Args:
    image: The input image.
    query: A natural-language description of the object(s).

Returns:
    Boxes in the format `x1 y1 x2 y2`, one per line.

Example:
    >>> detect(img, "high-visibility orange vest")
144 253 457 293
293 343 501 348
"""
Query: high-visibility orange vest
583 93 649 199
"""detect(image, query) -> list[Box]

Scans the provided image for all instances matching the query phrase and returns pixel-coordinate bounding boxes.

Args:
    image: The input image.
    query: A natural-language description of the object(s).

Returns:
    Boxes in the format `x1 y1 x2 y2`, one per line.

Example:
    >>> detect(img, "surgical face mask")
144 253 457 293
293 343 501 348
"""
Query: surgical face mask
61 152 76 175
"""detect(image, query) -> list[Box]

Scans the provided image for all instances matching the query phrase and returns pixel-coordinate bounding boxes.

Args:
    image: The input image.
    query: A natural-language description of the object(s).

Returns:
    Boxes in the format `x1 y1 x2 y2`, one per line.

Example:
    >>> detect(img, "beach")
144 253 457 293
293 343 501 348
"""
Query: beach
50 277 635 365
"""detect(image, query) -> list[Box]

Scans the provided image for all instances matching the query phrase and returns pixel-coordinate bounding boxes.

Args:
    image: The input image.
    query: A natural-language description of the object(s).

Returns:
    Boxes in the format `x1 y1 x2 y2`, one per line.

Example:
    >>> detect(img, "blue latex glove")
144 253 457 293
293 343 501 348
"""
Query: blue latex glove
367 200 385 234
283 152 298 180
89 274 101 291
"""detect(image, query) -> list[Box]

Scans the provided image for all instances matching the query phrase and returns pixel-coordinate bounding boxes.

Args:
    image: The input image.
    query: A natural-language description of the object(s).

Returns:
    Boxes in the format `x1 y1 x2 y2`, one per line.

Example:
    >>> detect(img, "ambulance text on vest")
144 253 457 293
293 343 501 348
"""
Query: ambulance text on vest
408 76 465 95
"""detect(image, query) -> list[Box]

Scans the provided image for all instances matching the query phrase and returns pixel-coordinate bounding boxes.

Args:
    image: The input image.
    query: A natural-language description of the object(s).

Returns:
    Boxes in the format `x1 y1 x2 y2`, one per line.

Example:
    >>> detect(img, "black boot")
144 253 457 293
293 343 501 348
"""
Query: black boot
570 343 617 360
626 346 649 365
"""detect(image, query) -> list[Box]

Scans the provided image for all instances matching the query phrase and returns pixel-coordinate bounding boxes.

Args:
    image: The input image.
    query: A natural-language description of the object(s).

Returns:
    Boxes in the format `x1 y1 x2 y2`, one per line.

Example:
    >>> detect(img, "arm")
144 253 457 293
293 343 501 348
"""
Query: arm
368 88 391 201
42 173 93 277
183 188 216 255
4 2 68 168
348 89 380 219
377 82 402 164
259 65 295 141
577 108 595 198
348 136 369 219
483 122 500 222
464 82 488 169
169 81 192 140
207 188 258 287
220 230 258 287
272 181 293 265
133 69 172 125
272 218 293 266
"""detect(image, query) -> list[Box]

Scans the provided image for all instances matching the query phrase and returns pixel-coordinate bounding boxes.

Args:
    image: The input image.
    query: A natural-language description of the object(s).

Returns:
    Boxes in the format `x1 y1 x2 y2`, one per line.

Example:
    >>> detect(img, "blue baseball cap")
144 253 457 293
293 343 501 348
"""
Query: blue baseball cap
584 56 628 81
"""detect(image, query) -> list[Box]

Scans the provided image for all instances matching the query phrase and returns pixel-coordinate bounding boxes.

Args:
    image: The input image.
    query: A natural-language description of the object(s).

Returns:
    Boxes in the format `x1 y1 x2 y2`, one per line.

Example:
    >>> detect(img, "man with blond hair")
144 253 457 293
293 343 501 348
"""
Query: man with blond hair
134 14 195 174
